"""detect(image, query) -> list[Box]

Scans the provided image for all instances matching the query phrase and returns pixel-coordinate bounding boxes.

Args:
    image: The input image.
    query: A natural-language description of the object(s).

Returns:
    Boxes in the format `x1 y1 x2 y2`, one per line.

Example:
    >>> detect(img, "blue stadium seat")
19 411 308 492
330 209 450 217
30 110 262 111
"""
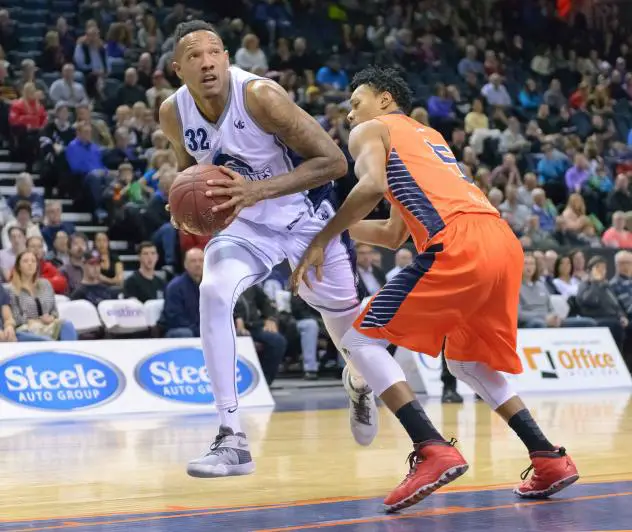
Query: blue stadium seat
104 78 123 100
17 9 48 24
17 23 46 38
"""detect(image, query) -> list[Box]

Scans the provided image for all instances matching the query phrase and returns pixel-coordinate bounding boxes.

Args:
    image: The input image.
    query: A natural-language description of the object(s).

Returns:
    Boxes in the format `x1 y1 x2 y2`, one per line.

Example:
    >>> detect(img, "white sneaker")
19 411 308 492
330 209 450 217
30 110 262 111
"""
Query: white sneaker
187 425 255 478
342 365 378 446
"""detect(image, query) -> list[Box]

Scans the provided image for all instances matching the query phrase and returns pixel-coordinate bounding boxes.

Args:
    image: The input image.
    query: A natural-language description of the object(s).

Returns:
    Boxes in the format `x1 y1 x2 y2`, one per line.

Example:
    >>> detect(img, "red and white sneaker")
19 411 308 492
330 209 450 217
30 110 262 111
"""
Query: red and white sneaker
514 447 579 499
384 439 469 513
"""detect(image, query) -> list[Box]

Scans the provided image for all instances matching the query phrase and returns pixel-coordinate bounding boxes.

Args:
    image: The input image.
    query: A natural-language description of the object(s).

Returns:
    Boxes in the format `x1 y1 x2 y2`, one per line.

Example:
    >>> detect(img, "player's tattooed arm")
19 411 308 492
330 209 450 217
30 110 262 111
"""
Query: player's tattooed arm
158 97 196 172
349 208 409 250
245 80 348 199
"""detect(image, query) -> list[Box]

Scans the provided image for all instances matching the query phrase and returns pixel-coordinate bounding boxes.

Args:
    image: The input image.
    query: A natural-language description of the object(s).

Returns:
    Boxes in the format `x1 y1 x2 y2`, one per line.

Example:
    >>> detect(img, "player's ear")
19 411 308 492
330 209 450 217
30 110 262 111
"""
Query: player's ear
173 60 183 81
380 91 393 110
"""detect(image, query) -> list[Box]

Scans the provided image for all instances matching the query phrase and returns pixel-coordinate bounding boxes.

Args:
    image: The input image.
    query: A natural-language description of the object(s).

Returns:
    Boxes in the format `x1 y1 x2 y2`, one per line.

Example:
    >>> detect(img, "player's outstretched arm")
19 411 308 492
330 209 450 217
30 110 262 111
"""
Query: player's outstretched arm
159 97 197 172
244 80 348 199
349 208 410 250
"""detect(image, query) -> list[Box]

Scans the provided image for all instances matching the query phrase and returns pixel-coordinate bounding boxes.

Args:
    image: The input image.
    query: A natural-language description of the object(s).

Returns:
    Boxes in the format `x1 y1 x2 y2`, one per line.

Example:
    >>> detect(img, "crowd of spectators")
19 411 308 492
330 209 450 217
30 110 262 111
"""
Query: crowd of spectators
1 0 632 381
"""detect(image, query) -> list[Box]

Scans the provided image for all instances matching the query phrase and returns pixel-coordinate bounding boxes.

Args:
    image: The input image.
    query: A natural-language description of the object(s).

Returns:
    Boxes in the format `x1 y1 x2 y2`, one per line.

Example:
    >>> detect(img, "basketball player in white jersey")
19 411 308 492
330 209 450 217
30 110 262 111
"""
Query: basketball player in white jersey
159 21 383 477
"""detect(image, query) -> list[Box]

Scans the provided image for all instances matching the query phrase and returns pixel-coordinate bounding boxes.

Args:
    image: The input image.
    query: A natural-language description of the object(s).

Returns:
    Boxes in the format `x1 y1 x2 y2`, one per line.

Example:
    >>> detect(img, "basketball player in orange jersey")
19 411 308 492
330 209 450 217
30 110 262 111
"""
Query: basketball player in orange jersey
291 66 579 512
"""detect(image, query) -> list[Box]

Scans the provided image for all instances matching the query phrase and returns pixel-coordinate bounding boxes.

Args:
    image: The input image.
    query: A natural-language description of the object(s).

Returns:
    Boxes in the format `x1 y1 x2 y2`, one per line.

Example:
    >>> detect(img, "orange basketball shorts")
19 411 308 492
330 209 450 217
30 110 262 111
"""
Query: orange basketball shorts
354 213 524 374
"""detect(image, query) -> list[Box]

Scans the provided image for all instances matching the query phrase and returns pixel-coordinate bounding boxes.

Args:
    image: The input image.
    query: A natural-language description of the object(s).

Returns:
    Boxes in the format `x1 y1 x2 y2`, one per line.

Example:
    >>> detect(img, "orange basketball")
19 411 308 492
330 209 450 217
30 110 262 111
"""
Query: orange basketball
168 164 233 235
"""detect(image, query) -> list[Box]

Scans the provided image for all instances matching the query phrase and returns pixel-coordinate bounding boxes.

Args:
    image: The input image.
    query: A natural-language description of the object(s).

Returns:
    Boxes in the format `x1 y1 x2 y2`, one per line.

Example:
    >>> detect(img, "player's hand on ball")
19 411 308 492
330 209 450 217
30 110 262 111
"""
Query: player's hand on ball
205 165 263 226
165 204 182 230
290 240 326 294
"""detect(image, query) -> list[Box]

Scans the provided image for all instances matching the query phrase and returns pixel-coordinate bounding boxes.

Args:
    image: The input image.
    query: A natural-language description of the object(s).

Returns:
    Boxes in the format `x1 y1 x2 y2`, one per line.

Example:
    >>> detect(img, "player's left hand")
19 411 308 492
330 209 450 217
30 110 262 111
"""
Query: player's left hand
290 239 326 294
205 165 263 226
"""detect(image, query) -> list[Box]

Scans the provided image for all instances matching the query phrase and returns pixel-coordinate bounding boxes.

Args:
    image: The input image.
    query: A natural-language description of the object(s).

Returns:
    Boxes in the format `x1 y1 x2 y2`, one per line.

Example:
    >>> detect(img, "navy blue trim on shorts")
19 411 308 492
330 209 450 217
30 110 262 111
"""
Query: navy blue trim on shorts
360 243 443 329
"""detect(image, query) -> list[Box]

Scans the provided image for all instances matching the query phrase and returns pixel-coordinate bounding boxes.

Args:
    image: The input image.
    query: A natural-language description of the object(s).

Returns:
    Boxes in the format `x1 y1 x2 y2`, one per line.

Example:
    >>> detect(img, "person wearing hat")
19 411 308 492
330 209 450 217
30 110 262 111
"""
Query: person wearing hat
69 249 117 307
575 255 629 348
49 64 88 108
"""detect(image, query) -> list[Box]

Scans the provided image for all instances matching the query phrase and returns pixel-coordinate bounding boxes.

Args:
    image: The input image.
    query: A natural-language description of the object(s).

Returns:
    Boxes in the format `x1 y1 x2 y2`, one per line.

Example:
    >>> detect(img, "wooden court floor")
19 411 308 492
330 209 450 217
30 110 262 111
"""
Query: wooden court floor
1 390 632 531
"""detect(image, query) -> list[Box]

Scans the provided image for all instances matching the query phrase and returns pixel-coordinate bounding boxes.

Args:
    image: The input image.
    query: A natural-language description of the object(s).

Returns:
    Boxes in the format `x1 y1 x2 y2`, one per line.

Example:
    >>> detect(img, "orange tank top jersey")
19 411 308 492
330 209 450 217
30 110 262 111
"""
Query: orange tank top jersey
376 113 498 251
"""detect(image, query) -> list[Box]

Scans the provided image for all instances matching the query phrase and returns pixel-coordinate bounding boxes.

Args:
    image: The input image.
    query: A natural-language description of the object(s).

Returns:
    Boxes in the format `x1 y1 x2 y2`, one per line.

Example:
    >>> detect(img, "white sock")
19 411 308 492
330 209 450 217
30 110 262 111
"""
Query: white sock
219 407 242 434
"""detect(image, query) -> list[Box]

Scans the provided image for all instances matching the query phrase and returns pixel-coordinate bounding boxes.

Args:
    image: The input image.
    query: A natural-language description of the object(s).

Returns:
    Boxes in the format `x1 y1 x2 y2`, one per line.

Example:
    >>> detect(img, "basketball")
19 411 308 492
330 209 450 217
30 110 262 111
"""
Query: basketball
168 164 233 235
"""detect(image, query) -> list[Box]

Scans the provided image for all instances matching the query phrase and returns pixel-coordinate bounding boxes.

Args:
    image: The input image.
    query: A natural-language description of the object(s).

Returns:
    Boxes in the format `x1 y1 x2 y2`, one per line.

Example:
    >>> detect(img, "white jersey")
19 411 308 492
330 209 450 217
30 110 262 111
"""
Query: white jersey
173 66 331 232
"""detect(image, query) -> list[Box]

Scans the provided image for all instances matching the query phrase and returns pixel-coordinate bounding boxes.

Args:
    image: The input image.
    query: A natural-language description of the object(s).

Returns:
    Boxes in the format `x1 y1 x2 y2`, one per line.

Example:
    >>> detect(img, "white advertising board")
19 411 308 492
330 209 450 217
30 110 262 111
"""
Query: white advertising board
0 338 274 420
396 327 632 397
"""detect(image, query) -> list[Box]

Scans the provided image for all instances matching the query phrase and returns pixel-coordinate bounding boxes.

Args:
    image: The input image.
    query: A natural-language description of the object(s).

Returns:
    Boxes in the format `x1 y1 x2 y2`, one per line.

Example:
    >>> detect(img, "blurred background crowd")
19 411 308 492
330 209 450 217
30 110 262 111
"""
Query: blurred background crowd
0 0 631 396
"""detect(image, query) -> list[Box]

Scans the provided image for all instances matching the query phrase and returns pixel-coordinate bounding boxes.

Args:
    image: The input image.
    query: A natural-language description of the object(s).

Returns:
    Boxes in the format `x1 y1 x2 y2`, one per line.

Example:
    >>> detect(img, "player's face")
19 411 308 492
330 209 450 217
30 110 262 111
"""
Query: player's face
174 31 229 99
347 85 386 128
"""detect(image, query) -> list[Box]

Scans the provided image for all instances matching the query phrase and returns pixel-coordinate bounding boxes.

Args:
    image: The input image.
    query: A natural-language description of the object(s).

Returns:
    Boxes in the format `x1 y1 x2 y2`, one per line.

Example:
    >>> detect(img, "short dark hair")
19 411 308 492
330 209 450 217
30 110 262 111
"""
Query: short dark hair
14 200 32 216
554 255 574 278
8 226 26 239
350 66 413 113
138 241 156 254
174 20 219 44
71 232 89 245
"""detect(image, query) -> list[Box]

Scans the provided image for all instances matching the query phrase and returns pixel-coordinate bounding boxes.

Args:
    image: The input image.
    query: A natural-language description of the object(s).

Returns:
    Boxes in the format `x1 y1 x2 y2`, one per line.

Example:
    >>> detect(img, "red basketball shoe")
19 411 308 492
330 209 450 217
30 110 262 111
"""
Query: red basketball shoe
384 439 469 513
514 447 579 499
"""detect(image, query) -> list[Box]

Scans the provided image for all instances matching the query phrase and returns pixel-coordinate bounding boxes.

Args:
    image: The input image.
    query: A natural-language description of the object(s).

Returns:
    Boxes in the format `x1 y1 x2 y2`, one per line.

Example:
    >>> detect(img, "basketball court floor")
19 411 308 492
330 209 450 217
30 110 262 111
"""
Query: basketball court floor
1 388 631 531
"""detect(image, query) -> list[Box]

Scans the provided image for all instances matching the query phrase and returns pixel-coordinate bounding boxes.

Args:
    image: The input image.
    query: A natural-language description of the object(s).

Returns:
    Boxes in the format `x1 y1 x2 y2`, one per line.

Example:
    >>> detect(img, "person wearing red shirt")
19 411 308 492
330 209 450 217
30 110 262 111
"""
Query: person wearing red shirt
8 81 47 169
602 211 632 248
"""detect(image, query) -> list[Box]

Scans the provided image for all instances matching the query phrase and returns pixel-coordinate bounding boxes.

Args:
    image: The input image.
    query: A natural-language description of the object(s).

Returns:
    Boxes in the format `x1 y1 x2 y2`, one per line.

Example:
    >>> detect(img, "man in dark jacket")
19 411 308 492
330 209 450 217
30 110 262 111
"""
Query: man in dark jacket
234 285 287 386
160 248 203 337
576 255 628 347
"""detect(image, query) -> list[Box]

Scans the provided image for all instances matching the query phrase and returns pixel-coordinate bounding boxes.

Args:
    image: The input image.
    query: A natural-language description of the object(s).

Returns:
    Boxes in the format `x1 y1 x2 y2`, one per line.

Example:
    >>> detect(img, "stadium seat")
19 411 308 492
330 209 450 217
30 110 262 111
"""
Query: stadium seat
98 299 148 334
55 294 70 306
144 299 165 327
550 295 570 319
58 300 102 334
275 290 291 313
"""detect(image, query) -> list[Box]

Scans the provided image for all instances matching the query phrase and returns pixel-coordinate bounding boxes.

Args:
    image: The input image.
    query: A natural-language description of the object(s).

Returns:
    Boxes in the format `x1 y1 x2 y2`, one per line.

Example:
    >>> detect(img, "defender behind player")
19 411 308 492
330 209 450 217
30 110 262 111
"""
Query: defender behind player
160 21 380 478
292 66 579 512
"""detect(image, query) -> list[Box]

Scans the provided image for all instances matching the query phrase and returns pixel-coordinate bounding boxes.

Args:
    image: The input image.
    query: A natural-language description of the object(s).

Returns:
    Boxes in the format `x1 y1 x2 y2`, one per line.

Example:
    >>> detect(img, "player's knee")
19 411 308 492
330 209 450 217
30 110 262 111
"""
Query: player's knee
199 277 234 312
445 358 515 409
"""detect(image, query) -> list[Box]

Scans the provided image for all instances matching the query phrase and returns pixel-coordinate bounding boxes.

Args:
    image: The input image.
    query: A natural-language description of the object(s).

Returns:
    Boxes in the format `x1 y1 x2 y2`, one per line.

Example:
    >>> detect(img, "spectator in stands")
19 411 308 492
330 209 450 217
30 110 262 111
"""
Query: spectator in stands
288 294 322 380
610 250 632 320
94 232 123 289
602 210 632 248
561 193 591 238
75 102 113 147
500 117 530 154
575 255 628 347
49 64 88 108
104 127 139 170
105 22 131 60
144 168 176 265
518 78 542 113
457 44 484 80
235 33 268 73
39 31 67 73
0 10 18 54
491 153 521 187
161 248 203 338
74 25 110 75
0 283 48 342
464 97 489 134
116 68 147 108
427 83 456 135
123 242 165 303
14 59 47 97
138 13 164 50
517 172 537 206
26 235 67 295
41 103 76 191
136 53 154 91
46 230 69 268
65 122 111 221
499 185 531 235
356 243 386 298
163 2 188 36
8 82 47 169
541 249 559 294
552 255 579 298
60 232 88 294
41 200 74 250
543 79 567 111
606 174 632 218
146 70 174 110
234 285 287 386
8 250 78 341
481 73 511 108
0 226 24 282
386 247 414 282
8 173 44 221
70 249 117 306
55 17 75 63
537 142 567 196
519 253 596 328
316 55 349 99
1 202 42 251
565 153 591 193
0 63 18 140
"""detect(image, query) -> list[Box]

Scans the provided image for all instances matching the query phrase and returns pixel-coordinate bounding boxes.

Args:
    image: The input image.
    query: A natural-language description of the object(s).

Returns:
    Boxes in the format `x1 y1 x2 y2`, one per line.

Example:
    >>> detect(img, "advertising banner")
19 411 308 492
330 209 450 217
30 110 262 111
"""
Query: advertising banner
396 327 632 397
0 338 274 420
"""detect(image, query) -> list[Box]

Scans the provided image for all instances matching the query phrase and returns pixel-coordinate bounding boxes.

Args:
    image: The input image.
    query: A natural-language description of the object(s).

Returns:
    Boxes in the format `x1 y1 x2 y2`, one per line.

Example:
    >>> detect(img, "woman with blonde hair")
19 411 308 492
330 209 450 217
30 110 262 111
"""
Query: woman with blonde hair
106 22 131 59
9 250 77 340
39 31 66 72
561 193 592 235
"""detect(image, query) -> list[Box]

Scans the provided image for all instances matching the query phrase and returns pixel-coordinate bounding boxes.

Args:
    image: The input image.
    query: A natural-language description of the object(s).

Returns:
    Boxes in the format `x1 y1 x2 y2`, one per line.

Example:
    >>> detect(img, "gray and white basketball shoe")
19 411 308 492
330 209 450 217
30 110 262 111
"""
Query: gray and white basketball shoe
342 365 379 446
187 425 255 478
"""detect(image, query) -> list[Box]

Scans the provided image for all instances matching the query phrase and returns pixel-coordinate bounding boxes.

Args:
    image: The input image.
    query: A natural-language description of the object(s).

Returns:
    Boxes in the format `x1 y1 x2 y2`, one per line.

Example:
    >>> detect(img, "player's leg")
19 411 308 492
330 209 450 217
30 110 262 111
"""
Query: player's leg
188 226 279 479
290 218 379 445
